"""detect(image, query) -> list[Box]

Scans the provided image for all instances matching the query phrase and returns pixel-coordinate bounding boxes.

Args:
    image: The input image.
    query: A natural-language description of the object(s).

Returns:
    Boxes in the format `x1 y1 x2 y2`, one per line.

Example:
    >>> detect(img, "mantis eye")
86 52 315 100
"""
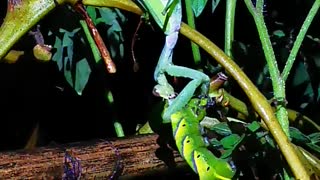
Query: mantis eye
168 92 178 99
152 87 161 97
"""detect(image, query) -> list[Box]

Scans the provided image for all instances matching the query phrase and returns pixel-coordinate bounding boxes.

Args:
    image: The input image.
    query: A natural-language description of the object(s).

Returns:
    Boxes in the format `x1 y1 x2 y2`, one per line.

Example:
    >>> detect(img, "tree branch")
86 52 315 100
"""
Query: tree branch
0 134 187 179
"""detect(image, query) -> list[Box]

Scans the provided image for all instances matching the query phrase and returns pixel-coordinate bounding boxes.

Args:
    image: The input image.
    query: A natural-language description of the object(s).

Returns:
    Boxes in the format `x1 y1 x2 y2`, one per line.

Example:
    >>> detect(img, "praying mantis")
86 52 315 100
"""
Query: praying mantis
134 0 210 123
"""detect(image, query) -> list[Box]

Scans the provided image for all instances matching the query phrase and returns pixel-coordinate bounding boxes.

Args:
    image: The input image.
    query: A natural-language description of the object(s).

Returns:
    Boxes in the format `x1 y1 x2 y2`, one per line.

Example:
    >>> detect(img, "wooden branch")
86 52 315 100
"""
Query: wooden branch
0 134 188 179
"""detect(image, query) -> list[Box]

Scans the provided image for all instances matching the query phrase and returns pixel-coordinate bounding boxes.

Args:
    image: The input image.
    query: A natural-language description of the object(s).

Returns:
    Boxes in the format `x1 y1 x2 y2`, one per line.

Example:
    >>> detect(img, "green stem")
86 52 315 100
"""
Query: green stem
224 0 237 58
282 0 320 81
114 121 125 137
244 0 289 138
185 0 201 65
79 19 101 62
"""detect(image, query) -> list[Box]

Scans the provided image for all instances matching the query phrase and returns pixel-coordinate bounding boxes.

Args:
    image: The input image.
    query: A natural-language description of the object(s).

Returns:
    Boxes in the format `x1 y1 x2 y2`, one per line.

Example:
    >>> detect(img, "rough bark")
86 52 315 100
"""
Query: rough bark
0 134 189 179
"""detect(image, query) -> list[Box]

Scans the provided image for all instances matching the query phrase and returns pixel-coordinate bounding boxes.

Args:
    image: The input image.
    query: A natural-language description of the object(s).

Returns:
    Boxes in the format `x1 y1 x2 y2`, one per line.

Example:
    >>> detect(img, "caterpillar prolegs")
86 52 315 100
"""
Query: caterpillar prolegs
170 98 235 180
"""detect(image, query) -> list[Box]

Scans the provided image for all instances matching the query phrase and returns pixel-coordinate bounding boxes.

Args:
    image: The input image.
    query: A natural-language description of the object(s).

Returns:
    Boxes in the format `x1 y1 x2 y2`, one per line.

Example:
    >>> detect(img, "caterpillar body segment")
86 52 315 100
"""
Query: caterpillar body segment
170 98 235 180
171 111 202 151
194 148 235 180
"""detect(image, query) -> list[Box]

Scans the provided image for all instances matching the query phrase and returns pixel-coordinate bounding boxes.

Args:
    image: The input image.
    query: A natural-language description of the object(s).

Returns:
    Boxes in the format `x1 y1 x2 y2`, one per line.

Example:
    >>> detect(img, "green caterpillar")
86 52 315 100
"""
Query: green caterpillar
170 98 235 180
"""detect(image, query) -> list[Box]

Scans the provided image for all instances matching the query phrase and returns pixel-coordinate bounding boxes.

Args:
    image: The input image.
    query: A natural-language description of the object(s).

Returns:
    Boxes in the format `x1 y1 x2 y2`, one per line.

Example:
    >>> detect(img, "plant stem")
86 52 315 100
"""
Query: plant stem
224 0 237 58
114 121 125 137
185 0 201 65
74 2 117 73
244 0 289 138
79 20 101 62
282 0 320 81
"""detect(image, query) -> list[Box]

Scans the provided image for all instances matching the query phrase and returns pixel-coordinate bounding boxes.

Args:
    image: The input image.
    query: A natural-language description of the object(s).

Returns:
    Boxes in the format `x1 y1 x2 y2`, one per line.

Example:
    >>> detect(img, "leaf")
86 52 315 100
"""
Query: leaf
107 27 121 58
75 58 91 95
192 0 209 17
303 83 314 101
220 134 241 149
247 121 261 132
290 127 311 143
220 149 233 159
318 86 320 101
86 6 97 24
211 0 221 14
306 143 320 154
308 132 320 144
62 33 73 47
109 20 122 32
210 138 222 147
210 122 232 136
264 134 276 148
64 57 73 88
220 134 244 159
119 43 124 58
114 8 127 23
136 122 154 135
52 36 64 70
67 43 74 68
98 8 116 25
292 62 310 87
273 30 285 38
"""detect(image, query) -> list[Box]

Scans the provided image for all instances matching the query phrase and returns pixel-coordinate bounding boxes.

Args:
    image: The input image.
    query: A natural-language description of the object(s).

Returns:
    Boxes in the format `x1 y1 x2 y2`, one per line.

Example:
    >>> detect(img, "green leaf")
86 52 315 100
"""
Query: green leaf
75 58 91 95
318 86 320 101
52 36 64 70
211 0 221 14
210 138 222 147
107 27 121 58
114 8 127 23
220 148 233 159
136 122 154 135
220 134 241 149
98 8 117 25
292 62 310 87
290 127 311 143
308 132 320 144
306 143 320 153
264 135 276 148
273 30 286 38
64 56 73 88
119 43 124 58
220 134 244 159
67 43 74 67
86 6 97 24
192 0 209 17
247 121 261 132
210 122 232 136
62 33 73 47
303 83 314 101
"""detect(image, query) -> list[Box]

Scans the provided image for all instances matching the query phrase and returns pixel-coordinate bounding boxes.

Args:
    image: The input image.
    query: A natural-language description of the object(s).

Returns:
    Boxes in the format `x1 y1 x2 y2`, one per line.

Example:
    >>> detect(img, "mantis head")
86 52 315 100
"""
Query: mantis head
152 84 176 100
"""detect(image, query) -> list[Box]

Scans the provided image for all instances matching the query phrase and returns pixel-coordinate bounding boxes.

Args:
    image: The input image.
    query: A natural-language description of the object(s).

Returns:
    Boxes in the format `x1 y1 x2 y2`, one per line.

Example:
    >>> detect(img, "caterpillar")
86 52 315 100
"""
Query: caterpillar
170 98 236 180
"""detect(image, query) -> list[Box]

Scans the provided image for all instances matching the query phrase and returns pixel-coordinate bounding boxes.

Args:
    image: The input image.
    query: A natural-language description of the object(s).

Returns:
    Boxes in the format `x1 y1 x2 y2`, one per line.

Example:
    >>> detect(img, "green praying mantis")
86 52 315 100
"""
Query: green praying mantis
135 0 236 179
135 0 210 123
